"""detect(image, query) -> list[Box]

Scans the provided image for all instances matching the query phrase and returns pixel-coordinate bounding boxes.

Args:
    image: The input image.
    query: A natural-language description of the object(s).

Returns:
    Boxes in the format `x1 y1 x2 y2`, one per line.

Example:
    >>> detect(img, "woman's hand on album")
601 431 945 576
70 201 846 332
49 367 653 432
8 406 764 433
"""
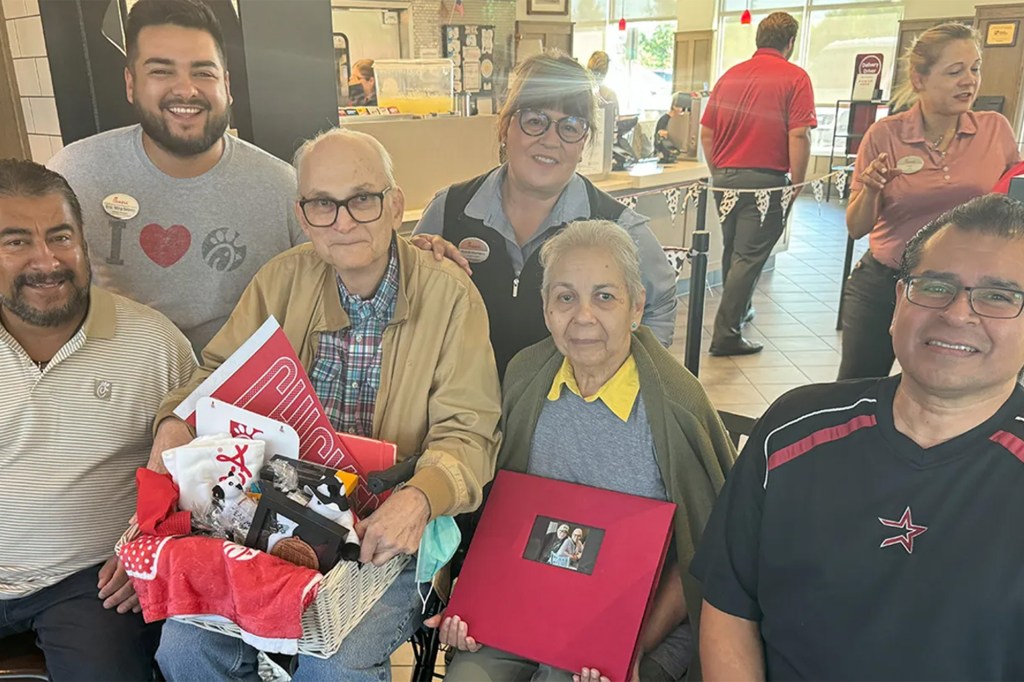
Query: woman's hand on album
409 234 473 276
428 610 483 647
858 152 902 193
424 612 482 652
573 652 641 682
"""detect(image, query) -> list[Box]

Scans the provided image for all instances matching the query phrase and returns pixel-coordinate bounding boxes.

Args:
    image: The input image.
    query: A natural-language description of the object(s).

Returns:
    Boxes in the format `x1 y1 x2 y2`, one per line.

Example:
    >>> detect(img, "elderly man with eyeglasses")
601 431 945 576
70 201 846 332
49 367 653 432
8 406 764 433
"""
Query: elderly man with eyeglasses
151 128 502 681
691 193 1024 681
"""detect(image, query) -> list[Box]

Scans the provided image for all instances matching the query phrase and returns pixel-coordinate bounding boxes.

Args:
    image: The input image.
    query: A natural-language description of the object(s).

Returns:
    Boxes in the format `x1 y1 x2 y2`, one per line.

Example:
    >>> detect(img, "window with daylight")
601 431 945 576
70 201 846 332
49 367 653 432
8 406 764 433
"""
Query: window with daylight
716 0 903 155
572 0 677 117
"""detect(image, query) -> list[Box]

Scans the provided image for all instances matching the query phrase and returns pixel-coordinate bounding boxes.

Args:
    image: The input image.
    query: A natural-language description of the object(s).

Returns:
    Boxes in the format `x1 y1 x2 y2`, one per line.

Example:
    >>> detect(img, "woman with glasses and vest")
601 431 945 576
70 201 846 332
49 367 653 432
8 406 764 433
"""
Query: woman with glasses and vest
412 50 678 379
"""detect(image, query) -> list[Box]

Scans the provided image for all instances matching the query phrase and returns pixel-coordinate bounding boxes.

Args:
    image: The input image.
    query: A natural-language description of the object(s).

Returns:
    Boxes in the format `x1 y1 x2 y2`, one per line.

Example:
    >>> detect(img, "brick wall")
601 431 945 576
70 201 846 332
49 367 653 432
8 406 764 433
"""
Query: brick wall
3 0 62 162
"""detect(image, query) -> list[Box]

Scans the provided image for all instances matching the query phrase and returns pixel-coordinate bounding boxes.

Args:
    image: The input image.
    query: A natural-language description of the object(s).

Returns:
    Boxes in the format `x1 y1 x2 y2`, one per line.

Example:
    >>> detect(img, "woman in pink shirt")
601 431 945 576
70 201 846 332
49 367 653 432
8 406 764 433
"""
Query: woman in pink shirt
840 23 1020 380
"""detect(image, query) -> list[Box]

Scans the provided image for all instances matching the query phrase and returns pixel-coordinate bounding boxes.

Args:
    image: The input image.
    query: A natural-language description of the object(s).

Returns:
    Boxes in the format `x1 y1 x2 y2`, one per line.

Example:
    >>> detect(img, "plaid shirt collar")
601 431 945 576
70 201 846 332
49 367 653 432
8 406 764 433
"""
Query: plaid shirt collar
335 238 400 327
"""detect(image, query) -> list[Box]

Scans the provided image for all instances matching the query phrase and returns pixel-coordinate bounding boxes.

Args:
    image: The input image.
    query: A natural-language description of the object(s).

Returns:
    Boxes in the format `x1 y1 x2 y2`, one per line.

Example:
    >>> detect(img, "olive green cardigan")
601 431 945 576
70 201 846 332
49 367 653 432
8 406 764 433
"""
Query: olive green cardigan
499 326 737 678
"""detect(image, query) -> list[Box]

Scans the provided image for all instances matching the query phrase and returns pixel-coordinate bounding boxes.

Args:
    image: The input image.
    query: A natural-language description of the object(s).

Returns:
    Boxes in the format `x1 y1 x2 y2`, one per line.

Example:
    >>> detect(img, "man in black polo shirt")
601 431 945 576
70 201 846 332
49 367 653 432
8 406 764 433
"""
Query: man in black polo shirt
693 194 1024 680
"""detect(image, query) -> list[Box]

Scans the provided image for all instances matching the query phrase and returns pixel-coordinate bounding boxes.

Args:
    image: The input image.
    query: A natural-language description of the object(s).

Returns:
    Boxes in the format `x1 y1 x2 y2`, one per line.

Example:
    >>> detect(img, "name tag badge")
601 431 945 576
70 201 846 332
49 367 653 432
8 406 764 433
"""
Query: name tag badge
897 156 925 175
102 193 140 220
458 237 490 264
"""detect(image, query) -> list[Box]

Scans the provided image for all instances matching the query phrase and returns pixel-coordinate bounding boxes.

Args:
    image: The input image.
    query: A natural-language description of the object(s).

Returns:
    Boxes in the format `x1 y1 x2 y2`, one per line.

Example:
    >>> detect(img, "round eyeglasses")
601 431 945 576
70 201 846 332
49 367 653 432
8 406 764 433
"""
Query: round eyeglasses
903 275 1024 319
515 109 590 144
299 187 392 227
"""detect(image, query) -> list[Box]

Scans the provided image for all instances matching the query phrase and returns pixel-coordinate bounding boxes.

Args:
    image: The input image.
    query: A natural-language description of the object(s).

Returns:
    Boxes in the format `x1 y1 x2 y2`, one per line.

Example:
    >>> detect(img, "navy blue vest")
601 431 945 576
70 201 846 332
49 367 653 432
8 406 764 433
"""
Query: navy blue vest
442 171 626 378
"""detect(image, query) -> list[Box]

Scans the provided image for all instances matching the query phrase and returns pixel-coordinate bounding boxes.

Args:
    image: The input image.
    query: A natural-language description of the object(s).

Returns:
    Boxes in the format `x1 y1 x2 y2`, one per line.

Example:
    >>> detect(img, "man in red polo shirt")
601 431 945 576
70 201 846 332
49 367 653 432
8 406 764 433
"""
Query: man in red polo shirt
701 12 816 356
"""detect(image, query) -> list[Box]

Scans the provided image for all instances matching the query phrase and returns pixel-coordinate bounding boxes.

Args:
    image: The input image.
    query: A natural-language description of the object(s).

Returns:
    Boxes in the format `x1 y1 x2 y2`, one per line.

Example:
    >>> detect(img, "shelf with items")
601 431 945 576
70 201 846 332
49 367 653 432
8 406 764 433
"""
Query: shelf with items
826 99 887 201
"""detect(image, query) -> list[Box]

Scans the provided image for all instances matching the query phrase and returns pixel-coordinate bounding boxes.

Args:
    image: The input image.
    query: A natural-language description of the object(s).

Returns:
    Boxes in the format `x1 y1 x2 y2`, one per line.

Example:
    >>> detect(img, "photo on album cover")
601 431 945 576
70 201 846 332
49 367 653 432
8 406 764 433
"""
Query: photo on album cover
523 516 605 575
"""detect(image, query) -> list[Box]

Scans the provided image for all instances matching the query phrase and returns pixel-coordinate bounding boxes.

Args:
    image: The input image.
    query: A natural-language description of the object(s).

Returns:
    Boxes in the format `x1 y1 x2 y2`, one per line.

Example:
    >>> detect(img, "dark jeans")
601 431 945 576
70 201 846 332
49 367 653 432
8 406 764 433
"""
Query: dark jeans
711 168 790 346
838 251 899 380
0 563 160 681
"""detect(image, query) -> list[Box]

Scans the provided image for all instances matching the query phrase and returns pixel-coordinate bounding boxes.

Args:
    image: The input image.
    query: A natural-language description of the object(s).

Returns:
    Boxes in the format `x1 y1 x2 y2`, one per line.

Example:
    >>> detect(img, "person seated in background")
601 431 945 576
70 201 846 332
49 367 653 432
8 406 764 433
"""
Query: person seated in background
430 220 736 682
349 58 377 106
151 128 501 681
0 159 196 679
586 50 618 116
654 92 691 159
694 194 1024 680
413 51 678 379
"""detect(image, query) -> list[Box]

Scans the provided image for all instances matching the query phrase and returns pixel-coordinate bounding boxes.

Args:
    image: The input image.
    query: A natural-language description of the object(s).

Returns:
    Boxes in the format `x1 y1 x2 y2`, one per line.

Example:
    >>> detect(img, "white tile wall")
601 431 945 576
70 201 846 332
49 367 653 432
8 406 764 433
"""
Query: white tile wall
4 0 60 161
13 56 38 95
13 16 44 57
35 56 52 95
20 96 33 131
1 0 29 20
27 133 49 162
5 17 20 57
28 96 58 134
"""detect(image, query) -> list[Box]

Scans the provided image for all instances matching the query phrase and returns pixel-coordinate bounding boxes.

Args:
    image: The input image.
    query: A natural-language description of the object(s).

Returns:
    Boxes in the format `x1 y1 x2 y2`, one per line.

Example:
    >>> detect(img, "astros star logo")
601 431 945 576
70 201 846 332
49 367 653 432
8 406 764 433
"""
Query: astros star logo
878 506 928 554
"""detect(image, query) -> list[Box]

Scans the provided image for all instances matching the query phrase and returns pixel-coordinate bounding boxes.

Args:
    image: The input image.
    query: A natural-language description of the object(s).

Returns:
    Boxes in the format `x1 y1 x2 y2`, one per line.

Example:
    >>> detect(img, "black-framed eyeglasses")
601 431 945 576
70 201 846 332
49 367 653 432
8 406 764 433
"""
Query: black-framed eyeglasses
298 187 392 227
515 108 590 144
903 275 1024 319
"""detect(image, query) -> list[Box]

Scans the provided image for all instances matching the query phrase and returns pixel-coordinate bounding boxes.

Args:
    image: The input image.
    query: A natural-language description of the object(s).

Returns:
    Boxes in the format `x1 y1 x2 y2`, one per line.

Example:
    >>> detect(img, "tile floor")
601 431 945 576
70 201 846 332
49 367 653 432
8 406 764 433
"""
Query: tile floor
386 196 868 681
666 194 873 420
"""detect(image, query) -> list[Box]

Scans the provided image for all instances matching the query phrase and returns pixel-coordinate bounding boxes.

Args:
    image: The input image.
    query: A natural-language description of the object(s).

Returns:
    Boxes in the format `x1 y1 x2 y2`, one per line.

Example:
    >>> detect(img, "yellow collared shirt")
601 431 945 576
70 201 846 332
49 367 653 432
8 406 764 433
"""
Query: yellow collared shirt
546 355 640 423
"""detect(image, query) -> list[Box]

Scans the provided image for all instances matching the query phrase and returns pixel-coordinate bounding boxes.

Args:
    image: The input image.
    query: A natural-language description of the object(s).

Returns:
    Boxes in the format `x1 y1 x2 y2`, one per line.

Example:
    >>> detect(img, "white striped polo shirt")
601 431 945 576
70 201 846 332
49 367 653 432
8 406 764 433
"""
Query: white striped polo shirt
0 286 196 598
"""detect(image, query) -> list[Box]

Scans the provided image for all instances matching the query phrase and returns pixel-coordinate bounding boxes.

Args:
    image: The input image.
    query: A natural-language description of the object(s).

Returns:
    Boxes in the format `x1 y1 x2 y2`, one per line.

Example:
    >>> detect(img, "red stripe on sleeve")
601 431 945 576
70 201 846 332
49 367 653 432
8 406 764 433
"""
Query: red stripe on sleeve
768 414 878 472
990 430 1024 464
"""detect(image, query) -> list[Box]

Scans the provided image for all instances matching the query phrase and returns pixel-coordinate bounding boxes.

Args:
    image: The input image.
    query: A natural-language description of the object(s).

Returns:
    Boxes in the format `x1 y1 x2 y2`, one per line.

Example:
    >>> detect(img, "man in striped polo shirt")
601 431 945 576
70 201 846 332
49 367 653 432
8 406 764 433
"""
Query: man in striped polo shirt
0 160 196 679
692 194 1024 680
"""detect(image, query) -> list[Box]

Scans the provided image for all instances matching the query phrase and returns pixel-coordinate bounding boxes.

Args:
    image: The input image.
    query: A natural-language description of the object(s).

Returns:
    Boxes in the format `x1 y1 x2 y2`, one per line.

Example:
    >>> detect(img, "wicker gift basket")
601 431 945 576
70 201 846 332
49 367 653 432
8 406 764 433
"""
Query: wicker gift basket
116 525 408 659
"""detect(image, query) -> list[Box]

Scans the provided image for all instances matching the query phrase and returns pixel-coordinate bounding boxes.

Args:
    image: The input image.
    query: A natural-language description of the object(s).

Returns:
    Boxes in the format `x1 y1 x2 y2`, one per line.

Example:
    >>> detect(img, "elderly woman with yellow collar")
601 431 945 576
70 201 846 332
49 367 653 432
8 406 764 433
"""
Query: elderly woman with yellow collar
433 220 736 682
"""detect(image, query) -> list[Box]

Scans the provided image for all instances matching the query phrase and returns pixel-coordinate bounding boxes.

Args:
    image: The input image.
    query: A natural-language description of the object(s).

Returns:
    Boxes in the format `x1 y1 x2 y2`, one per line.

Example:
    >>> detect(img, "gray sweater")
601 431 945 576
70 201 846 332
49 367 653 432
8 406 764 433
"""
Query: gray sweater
49 125 305 351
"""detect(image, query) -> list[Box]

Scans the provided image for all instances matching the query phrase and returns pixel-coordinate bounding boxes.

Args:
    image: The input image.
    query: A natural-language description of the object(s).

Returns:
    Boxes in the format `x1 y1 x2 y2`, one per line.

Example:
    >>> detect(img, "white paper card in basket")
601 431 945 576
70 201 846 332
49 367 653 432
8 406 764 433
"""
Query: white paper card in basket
161 435 266 513
196 398 299 460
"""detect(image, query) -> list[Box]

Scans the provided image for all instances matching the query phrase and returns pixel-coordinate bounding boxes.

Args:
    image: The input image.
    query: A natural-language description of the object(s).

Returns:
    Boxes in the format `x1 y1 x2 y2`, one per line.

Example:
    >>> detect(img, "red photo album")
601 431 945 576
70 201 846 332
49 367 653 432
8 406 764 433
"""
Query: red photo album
446 470 676 682
172 316 395 512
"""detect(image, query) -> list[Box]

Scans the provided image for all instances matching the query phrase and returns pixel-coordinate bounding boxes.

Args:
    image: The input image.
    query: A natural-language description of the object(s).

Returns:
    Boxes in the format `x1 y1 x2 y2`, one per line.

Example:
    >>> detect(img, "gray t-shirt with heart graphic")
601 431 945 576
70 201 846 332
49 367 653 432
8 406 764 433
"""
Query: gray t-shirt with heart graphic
48 125 305 352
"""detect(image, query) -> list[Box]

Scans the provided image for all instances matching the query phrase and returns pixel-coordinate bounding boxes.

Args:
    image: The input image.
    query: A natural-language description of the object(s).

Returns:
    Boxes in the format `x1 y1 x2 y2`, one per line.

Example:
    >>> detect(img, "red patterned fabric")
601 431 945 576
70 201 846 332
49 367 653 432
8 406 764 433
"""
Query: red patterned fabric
119 534 322 654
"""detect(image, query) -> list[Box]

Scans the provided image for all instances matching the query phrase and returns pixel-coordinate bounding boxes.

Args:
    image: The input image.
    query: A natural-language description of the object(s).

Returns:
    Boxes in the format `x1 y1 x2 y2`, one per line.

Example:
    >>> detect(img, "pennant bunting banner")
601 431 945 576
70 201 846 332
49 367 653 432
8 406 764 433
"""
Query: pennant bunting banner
780 185 795 218
718 190 739 221
663 187 681 221
835 171 848 199
754 189 771 226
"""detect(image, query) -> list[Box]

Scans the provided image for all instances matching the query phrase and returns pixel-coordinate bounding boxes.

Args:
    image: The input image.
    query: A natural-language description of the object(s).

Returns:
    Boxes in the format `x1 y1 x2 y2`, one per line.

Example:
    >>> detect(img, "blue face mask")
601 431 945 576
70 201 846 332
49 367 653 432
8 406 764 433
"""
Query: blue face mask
416 516 461 612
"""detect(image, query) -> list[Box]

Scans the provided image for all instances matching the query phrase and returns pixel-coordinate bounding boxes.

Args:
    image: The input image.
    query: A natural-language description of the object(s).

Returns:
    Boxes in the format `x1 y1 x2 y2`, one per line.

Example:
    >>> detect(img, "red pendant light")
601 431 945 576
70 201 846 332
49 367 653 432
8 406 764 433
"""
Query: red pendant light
618 16 626 30
740 8 752 24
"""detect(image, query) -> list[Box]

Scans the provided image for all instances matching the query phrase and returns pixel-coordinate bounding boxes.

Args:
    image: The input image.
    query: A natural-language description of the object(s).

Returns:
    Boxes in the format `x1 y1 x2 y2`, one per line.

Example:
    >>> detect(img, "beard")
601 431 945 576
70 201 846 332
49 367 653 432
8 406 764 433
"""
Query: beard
0 266 91 328
135 95 231 158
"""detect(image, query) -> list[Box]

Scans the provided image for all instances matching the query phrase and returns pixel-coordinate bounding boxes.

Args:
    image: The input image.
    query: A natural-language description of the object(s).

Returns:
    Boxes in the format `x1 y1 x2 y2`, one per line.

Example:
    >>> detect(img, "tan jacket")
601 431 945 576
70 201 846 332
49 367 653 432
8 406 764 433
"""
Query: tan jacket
157 236 502 518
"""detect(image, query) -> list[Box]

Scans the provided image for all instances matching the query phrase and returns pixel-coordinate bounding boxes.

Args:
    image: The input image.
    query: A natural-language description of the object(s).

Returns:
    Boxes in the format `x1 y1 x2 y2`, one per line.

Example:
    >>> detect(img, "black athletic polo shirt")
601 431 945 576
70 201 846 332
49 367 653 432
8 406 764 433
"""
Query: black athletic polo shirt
692 375 1024 680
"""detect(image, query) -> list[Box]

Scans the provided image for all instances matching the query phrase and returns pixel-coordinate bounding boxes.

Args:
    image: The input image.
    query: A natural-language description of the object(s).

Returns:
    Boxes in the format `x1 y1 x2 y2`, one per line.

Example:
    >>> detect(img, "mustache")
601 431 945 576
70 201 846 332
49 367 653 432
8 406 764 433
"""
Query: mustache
16 269 76 288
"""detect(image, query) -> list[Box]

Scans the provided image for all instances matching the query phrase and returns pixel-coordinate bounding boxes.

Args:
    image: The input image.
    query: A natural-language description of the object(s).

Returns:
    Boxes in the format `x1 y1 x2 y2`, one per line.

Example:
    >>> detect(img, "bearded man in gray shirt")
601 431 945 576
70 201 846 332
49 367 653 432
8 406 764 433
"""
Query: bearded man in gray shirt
48 0 304 351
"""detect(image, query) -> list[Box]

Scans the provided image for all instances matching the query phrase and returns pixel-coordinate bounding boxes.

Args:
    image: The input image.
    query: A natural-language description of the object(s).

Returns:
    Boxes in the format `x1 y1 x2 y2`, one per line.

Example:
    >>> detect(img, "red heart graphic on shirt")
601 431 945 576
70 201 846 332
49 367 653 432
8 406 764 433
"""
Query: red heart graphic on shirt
139 223 191 268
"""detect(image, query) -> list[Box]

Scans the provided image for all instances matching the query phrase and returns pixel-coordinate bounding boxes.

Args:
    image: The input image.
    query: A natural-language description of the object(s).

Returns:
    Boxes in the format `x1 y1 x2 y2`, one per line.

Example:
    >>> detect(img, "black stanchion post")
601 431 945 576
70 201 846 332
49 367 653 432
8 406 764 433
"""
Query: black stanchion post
685 231 710 377
836 235 855 330
684 182 711 377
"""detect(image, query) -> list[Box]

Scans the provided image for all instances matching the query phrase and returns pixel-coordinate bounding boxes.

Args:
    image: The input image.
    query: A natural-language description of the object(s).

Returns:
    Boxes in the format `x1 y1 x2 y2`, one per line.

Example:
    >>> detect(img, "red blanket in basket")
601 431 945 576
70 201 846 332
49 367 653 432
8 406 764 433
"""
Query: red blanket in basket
119 534 322 654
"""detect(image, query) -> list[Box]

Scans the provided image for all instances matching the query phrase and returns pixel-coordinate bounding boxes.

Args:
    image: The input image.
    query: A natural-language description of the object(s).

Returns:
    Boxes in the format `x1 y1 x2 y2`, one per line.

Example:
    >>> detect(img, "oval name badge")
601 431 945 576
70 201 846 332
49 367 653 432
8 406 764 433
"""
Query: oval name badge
102 193 140 220
896 155 925 175
458 237 491 264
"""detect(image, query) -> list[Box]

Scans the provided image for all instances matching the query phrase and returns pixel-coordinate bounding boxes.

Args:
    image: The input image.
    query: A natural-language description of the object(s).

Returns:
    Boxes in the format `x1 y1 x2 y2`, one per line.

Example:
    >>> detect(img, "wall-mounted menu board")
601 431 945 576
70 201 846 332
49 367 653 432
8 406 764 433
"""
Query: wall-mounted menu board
442 24 496 94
